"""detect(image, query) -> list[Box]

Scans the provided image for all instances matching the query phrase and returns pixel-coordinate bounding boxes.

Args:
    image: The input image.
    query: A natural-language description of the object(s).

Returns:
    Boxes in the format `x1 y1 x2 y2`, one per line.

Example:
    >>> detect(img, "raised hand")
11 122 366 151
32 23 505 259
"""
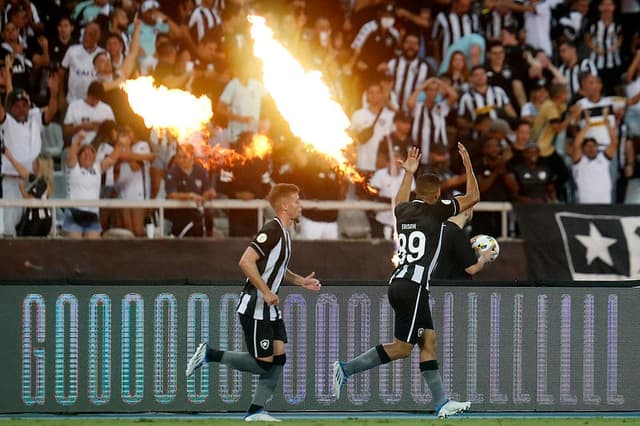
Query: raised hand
400 146 421 174
458 142 472 169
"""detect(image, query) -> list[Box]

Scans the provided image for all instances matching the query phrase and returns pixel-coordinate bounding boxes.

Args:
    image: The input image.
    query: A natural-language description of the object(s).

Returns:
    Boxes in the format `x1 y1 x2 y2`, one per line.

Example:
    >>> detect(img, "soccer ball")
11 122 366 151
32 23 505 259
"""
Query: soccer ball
471 234 500 262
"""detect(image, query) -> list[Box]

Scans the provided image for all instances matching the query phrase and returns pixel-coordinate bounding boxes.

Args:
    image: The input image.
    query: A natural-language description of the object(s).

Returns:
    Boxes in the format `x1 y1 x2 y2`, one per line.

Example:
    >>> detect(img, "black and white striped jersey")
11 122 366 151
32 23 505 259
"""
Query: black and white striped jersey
387 55 429 110
188 5 222 42
558 58 598 99
458 85 510 122
236 217 292 321
412 100 450 160
483 10 521 41
351 20 400 50
390 198 460 289
588 19 622 69
432 11 480 58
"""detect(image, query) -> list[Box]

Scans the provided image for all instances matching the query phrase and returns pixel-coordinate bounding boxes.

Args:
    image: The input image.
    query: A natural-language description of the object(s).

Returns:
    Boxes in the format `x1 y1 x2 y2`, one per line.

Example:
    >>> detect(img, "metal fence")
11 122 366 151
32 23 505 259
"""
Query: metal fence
0 199 514 238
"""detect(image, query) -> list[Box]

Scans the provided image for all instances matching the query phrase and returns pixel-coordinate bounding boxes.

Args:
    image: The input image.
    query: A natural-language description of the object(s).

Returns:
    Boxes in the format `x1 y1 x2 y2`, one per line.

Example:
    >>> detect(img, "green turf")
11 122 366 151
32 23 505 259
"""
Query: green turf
1 419 640 426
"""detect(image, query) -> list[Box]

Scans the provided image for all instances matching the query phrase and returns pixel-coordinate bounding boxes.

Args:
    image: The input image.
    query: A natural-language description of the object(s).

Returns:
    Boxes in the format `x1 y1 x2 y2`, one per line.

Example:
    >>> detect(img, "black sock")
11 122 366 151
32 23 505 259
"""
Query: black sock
206 348 223 362
247 404 263 415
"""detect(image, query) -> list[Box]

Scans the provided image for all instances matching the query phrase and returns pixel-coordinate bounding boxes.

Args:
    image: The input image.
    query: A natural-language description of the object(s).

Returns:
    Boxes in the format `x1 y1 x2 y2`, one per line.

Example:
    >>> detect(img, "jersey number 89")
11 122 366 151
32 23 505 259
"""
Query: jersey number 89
397 231 427 265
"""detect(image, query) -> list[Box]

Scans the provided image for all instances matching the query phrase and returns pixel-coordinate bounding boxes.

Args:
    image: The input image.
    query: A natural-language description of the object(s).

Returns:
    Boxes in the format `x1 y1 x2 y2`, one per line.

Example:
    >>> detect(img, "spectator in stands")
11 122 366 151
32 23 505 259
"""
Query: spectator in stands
1 20 33 94
575 74 622 151
49 15 76 67
625 49 640 139
133 0 186 75
0 55 13 107
188 0 222 44
376 110 417 165
572 120 619 203
523 49 566 95
0 73 60 236
485 40 526 112
408 77 458 162
431 0 480 63
275 144 346 240
520 82 548 124
152 39 194 89
350 79 395 175
94 20 147 140
218 132 270 237
165 143 217 237
62 21 104 103
505 142 556 203
368 145 415 239
113 126 155 237
63 80 115 145
509 120 533 166
362 71 398 112
386 33 429 112
5 0 44 37
531 82 574 201
457 65 516 138
347 2 400 93
523 0 552 57
101 8 130 54
2 147 54 236
439 50 470 94
72 0 112 28
217 59 266 144
473 138 512 235
64 131 119 239
557 40 598 101
481 0 524 42
420 143 465 198
585 0 623 95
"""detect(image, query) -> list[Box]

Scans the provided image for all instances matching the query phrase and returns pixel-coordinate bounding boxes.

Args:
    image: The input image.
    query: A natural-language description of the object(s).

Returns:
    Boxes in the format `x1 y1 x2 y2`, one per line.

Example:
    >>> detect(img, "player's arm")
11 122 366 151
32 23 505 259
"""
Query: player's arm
603 117 619 160
465 251 492 275
395 146 421 204
572 124 589 163
285 269 321 292
238 246 280 305
453 142 480 212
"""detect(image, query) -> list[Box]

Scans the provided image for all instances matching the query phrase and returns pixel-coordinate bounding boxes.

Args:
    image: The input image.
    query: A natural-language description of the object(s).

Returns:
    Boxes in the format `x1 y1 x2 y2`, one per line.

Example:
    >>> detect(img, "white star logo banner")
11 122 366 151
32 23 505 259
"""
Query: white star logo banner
556 212 640 280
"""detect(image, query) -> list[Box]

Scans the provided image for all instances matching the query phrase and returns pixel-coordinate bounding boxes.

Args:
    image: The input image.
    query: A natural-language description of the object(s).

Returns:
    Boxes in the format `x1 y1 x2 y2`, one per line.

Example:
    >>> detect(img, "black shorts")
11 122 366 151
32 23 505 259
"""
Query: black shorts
239 314 288 358
388 278 433 344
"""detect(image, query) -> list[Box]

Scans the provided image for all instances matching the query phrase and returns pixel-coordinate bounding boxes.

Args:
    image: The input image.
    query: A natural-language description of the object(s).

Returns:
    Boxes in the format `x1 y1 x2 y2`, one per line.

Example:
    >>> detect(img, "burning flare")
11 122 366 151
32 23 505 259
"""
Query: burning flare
248 15 364 183
121 76 213 141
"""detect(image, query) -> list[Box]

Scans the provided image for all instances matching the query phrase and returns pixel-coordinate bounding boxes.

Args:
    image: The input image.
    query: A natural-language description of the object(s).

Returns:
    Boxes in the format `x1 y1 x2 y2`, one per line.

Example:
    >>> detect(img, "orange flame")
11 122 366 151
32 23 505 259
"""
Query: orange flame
200 134 272 170
121 76 213 141
248 15 366 185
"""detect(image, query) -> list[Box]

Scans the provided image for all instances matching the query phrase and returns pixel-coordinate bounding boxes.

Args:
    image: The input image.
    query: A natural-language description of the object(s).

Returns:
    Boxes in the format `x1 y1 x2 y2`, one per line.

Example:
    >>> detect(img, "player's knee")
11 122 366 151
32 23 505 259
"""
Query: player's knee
273 354 286 366
256 359 274 371
398 344 413 359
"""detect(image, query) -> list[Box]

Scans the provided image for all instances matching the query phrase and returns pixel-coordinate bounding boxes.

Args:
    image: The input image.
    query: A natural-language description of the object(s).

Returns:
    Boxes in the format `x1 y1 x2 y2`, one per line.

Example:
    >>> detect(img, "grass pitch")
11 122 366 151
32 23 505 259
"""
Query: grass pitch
1 418 640 426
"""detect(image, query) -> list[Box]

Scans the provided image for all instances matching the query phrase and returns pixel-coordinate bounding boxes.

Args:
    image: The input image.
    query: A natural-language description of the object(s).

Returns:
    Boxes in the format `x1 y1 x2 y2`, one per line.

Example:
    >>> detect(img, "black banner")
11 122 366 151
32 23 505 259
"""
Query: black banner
514 204 640 281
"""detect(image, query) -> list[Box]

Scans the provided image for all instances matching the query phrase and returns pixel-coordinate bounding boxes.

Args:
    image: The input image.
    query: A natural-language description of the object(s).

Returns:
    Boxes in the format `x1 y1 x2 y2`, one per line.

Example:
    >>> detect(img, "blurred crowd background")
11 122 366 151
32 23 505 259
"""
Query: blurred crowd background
0 0 639 240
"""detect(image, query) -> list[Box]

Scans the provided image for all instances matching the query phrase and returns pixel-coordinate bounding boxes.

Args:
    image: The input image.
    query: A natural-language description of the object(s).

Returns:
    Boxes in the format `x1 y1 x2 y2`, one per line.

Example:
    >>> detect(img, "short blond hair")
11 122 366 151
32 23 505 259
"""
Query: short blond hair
267 183 300 210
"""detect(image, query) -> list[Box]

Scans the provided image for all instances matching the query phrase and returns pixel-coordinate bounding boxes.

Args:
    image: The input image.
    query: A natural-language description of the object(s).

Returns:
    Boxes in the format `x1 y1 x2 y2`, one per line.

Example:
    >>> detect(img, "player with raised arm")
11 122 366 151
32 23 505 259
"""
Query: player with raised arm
185 183 321 422
332 144 479 418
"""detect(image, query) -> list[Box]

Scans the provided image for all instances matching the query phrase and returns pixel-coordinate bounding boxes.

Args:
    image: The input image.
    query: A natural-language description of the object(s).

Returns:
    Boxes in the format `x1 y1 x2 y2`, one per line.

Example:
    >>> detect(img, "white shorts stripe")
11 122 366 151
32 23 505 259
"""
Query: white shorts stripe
253 319 258 356
406 285 423 342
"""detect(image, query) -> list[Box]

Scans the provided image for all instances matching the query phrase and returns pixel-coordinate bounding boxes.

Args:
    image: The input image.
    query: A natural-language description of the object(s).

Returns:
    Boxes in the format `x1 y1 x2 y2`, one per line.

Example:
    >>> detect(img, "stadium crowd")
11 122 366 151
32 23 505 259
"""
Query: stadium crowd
0 0 638 239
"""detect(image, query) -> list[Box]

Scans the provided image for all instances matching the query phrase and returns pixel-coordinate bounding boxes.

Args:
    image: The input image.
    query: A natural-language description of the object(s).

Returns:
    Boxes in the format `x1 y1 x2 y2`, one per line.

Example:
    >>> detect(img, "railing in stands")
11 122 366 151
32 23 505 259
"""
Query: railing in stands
0 199 514 238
